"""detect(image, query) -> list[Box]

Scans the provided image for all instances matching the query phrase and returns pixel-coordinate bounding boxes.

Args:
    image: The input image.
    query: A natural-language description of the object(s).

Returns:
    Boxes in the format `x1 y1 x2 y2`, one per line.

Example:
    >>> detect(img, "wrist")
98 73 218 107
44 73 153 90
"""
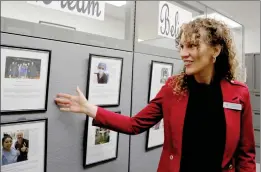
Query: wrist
83 102 97 118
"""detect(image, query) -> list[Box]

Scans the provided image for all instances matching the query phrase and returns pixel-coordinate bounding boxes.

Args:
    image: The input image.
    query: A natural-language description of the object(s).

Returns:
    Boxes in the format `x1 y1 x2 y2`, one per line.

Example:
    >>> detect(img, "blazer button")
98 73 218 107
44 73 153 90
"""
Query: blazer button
170 155 173 160
229 164 233 169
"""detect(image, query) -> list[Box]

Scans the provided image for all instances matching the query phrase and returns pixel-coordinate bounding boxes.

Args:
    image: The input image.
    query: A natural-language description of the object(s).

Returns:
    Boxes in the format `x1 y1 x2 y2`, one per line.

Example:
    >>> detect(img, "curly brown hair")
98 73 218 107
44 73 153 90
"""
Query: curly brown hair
170 17 239 95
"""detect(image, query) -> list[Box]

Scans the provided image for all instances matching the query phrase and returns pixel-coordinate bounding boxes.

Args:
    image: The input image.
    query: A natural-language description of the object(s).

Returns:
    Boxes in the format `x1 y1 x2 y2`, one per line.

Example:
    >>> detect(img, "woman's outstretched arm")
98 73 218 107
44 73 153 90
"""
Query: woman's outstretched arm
55 80 169 135
91 84 166 135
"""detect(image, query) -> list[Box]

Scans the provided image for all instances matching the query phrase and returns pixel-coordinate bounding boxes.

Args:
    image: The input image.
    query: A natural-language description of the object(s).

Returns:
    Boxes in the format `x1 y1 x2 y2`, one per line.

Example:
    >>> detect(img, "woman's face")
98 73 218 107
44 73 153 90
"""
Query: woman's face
98 66 105 75
179 30 217 76
3 138 12 151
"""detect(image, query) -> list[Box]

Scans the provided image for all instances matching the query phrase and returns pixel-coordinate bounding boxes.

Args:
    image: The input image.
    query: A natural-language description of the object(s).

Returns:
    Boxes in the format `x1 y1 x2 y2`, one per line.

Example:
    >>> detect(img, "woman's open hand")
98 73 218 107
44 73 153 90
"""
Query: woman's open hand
54 86 88 114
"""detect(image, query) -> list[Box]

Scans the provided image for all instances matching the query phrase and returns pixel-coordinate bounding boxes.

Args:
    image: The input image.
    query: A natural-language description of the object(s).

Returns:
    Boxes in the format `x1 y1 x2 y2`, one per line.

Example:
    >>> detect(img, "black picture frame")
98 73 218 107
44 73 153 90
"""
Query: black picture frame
1 118 48 172
83 111 120 168
147 60 174 103
0 45 51 115
86 54 123 107
146 60 173 151
145 119 164 151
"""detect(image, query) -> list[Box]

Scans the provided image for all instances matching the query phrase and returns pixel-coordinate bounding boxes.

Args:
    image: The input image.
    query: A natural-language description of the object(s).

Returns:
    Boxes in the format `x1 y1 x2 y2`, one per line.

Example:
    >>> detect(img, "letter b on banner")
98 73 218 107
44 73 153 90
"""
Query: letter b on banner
158 1 192 40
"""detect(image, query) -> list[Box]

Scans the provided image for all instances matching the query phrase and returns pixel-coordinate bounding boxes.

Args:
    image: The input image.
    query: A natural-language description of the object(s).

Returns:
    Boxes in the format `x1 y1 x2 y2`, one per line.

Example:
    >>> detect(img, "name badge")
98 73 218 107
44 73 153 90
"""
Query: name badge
223 102 242 111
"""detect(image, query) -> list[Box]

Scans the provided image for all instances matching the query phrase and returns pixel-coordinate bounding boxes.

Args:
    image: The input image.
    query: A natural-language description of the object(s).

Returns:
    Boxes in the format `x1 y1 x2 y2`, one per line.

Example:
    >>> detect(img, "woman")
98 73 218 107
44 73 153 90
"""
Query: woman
54 18 256 172
2 134 20 166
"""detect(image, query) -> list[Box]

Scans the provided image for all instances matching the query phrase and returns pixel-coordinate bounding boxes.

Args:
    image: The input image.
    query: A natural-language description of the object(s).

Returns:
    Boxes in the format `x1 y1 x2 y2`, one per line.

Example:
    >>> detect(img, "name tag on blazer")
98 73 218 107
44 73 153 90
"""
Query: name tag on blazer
223 102 242 111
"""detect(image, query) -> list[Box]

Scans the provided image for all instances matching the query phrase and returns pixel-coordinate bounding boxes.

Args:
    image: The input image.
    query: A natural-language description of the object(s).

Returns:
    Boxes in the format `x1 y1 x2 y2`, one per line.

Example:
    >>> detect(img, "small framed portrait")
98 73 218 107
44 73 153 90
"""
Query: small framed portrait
146 61 173 151
86 54 123 107
1 118 48 172
83 112 119 168
148 61 173 102
1 45 51 114
145 119 164 151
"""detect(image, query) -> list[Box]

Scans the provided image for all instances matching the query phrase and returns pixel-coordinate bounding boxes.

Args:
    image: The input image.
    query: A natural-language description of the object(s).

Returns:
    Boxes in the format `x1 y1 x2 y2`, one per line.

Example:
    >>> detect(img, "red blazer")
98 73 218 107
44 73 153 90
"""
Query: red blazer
93 76 256 172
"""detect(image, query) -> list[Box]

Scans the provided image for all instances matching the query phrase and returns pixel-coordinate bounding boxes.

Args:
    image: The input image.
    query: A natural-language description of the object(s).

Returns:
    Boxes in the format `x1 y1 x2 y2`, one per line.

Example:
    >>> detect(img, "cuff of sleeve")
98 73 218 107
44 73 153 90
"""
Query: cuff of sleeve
92 107 103 126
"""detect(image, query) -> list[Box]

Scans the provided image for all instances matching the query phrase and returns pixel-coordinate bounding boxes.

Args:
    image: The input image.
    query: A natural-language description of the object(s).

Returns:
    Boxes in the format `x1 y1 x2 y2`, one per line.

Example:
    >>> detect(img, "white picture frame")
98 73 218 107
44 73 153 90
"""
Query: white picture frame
148 61 173 102
1 45 51 114
86 54 123 107
146 61 173 150
83 113 119 167
1 118 48 172
146 119 165 151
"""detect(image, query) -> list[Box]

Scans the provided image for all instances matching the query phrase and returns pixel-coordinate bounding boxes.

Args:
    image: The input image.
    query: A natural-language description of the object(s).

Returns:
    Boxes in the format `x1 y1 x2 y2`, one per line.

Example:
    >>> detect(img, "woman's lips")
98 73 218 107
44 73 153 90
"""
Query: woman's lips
184 60 193 67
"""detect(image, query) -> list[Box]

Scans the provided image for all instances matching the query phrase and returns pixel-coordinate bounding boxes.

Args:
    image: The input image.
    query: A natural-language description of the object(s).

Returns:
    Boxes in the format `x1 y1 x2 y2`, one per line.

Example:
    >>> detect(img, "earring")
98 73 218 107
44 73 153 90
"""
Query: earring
213 56 216 62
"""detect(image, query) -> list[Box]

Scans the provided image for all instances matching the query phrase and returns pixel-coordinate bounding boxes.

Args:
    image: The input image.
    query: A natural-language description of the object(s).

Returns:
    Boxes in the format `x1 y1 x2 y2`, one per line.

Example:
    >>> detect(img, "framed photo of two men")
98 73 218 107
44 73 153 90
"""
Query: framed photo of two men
1 118 48 172
86 54 123 107
0 45 51 114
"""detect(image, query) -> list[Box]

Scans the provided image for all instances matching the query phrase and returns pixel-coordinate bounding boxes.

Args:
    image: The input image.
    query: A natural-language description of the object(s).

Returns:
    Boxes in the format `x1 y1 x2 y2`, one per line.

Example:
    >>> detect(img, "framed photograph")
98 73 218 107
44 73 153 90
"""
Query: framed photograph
146 61 173 151
83 112 119 168
86 54 123 107
1 118 48 172
1 45 51 114
146 119 164 151
148 61 173 102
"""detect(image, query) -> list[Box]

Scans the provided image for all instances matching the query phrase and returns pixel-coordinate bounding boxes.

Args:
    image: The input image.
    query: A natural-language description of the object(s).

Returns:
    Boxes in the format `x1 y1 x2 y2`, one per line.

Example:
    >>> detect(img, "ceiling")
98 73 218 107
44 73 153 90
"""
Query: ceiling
200 1 260 31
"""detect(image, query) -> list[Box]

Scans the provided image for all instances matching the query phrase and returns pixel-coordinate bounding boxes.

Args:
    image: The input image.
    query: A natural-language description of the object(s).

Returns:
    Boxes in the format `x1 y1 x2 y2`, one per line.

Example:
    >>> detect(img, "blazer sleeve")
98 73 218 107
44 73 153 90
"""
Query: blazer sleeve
236 87 256 172
92 79 169 135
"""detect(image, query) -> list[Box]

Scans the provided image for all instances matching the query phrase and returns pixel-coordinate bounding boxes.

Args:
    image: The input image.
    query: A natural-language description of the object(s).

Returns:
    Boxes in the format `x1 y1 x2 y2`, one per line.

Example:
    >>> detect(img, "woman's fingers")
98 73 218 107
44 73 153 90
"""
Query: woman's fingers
76 86 85 98
56 103 70 108
56 93 75 100
60 107 71 112
56 102 73 112
55 97 71 104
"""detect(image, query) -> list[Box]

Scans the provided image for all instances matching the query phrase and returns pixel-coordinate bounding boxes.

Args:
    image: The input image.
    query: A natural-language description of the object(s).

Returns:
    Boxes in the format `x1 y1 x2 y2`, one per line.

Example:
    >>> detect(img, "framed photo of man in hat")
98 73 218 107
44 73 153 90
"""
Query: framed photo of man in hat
86 54 123 107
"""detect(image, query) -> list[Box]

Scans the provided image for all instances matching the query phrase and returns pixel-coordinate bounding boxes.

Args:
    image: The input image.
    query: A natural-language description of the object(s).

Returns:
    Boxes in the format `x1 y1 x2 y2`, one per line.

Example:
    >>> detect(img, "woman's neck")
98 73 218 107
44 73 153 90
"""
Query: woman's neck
194 74 212 84
194 66 215 85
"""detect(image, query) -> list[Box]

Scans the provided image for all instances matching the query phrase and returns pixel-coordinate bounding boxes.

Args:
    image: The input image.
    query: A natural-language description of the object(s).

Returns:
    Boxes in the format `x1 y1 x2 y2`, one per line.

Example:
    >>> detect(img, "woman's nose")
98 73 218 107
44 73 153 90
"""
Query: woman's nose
180 49 189 59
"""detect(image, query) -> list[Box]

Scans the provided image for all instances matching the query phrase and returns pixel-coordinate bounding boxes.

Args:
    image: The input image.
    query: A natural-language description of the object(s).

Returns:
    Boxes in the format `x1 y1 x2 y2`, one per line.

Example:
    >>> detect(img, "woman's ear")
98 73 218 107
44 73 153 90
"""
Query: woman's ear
212 45 222 63
213 45 222 59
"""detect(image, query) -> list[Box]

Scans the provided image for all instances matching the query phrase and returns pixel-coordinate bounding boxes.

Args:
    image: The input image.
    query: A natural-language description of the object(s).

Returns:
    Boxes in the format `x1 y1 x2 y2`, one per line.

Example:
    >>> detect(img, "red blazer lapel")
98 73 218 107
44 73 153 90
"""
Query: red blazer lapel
169 92 189 156
220 80 242 167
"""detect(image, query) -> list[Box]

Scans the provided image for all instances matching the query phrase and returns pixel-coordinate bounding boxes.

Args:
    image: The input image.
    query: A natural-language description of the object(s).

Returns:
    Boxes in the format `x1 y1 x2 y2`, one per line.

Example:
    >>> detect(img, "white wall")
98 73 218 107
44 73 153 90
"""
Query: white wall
231 28 244 66
1 1 125 39
245 28 260 53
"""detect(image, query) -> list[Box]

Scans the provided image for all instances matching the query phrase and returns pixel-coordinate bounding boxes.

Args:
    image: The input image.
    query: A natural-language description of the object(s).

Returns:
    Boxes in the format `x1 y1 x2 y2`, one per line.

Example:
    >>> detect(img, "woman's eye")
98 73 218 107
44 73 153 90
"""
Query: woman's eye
188 44 196 48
